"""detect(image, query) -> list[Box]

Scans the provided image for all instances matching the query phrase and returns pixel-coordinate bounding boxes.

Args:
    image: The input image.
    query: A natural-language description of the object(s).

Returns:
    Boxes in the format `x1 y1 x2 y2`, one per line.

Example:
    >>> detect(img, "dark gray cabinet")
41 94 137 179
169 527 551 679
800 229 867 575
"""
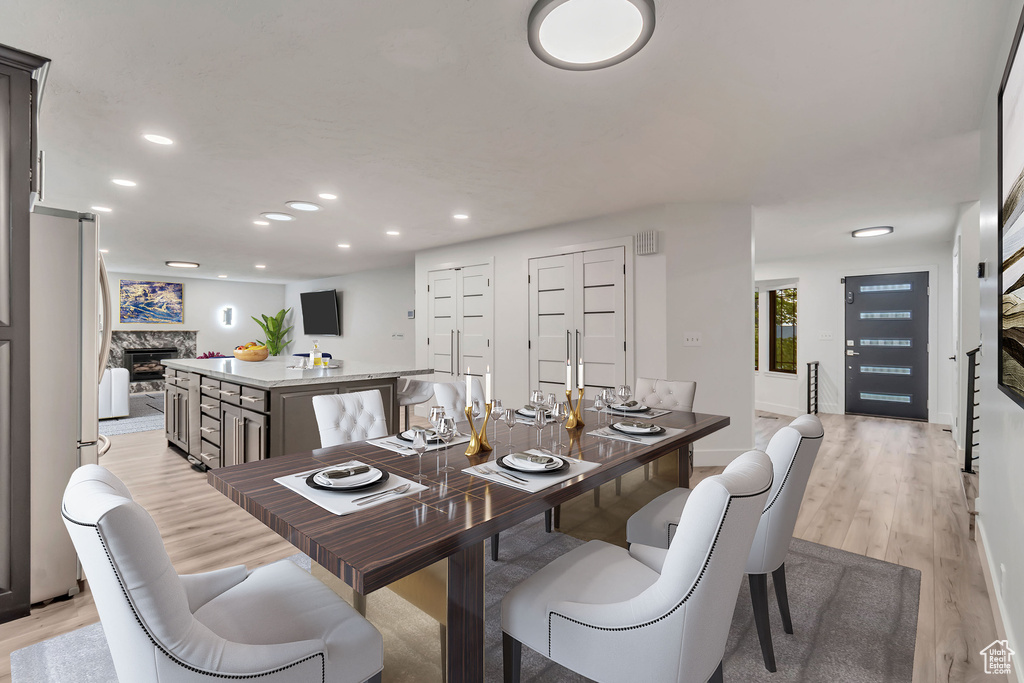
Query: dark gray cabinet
221 404 267 467
164 383 189 452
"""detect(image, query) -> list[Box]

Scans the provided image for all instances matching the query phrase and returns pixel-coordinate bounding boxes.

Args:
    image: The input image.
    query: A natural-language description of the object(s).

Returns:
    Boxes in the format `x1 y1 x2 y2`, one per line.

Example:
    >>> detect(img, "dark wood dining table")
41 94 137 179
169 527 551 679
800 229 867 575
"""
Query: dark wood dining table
208 403 730 682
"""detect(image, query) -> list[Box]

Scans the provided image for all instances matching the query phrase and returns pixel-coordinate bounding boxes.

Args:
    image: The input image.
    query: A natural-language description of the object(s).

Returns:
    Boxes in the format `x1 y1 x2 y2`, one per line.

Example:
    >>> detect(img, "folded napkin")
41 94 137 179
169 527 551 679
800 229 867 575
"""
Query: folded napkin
274 463 426 515
585 406 673 419
463 450 601 493
590 425 686 446
369 434 470 455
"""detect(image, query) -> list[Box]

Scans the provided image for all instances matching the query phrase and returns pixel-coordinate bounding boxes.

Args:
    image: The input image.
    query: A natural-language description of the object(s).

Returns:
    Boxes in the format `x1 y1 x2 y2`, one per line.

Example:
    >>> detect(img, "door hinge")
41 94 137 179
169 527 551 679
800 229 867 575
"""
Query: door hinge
427 284 430 292
623 264 626 274
427 337 430 345
528 340 531 349
840 277 846 283
487 339 490 347
487 278 490 286
927 286 931 295
528 274 531 284
623 341 627 351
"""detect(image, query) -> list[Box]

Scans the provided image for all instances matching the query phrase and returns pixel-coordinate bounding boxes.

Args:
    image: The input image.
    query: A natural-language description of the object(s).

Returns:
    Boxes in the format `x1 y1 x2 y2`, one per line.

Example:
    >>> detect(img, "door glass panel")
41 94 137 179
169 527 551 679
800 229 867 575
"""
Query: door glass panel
859 284 912 292
859 366 912 375
860 392 912 403
860 311 912 320
860 338 912 347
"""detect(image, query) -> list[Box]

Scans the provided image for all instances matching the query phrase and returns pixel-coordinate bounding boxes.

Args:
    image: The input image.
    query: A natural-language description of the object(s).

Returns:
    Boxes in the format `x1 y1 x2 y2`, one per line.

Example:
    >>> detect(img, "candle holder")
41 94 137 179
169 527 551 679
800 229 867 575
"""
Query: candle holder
464 402 493 456
564 388 585 431
573 387 585 429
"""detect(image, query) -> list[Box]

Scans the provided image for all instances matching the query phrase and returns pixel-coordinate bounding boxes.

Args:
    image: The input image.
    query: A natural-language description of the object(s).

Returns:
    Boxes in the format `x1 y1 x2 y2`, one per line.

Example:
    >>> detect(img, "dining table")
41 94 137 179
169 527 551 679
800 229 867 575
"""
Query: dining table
207 402 730 682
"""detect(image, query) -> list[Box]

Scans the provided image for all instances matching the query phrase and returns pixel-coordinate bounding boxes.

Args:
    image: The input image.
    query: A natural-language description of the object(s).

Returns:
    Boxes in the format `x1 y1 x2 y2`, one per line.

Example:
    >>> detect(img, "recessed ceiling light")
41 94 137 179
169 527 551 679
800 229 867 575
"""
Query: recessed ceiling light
255 264 266 269
852 226 894 238
217 274 228 278
286 201 321 212
166 261 199 268
261 212 295 222
453 213 469 220
337 243 351 249
91 206 112 213
318 193 338 200
253 220 270 226
99 249 109 253
143 134 173 145
528 0 655 71
112 178 137 187
386 230 401 236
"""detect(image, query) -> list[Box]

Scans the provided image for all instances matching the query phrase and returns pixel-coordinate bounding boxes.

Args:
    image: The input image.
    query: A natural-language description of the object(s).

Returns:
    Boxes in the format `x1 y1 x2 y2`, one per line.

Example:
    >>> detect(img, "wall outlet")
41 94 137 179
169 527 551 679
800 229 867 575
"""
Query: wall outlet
818 331 834 341
683 333 702 347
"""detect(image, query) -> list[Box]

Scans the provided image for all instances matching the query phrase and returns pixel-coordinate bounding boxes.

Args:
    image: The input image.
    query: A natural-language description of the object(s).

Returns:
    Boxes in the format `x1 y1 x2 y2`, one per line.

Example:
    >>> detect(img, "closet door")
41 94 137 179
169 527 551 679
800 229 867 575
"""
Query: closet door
458 264 492 377
528 254 575 395
579 247 626 399
427 269 458 379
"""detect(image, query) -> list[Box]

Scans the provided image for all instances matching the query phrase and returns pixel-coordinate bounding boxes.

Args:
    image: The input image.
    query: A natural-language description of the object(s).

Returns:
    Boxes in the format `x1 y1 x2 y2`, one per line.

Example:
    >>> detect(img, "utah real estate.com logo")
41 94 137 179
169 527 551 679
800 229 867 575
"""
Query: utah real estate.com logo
981 640 1015 676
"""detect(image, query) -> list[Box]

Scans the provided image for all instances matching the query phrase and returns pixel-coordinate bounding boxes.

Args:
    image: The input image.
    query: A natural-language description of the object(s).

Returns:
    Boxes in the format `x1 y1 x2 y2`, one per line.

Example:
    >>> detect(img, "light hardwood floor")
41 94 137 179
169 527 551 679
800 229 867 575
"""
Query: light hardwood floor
0 413 1003 682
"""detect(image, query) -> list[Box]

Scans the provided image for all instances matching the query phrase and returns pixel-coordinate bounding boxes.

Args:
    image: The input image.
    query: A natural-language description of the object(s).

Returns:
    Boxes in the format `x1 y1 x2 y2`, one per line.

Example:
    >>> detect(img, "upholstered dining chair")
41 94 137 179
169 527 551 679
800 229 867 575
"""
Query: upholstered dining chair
501 450 774 683
62 464 384 683
311 389 389 447
626 414 825 672
396 378 434 430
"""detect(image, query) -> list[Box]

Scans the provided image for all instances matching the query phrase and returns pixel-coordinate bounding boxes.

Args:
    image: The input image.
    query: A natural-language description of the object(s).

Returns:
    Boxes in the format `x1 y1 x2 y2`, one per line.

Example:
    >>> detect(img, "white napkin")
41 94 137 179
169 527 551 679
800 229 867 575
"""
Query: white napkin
463 450 602 492
590 425 686 445
274 464 426 516
369 435 470 455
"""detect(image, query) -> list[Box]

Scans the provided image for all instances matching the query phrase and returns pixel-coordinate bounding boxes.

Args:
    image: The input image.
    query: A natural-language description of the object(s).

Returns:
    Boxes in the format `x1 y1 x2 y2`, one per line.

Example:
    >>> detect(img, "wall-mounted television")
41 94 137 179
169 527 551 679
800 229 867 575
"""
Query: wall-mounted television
300 290 341 336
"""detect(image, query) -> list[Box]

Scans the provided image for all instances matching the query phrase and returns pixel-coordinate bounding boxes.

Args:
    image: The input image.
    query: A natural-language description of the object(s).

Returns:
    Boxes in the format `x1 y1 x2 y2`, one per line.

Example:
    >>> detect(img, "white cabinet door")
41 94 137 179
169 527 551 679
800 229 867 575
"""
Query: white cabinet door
528 254 575 396
427 269 458 378
427 264 493 382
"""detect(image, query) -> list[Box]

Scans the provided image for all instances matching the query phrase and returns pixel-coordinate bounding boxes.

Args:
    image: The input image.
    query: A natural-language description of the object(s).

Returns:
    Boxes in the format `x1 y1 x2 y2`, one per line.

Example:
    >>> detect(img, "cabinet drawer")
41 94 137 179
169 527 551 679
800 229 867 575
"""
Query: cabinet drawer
238 386 269 413
199 441 221 469
199 399 220 419
199 378 221 399
199 414 221 442
218 381 242 405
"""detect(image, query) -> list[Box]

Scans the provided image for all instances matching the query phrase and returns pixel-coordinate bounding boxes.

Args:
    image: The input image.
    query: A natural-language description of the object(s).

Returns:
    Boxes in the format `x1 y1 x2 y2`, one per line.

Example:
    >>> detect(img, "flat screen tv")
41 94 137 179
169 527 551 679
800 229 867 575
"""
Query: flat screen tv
300 290 341 336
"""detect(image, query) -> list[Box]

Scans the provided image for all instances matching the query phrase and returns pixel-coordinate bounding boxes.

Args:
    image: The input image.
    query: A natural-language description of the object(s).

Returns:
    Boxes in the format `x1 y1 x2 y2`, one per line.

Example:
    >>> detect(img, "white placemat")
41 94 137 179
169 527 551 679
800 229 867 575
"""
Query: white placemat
463 450 602 492
274 462 426 515
590 425 686 445
585 406 673 419
368 434 470 455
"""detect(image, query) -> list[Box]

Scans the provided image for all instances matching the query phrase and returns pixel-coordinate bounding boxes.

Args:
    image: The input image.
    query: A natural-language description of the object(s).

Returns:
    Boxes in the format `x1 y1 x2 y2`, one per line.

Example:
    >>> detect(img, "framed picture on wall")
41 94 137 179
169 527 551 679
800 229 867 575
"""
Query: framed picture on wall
119 280 184 324
998 8 1024 409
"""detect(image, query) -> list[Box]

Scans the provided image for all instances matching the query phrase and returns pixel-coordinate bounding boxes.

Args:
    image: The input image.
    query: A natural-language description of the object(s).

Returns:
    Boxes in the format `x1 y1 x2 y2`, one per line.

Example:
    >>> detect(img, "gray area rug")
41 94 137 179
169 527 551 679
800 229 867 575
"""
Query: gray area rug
12 522 918 683
98 393 164 436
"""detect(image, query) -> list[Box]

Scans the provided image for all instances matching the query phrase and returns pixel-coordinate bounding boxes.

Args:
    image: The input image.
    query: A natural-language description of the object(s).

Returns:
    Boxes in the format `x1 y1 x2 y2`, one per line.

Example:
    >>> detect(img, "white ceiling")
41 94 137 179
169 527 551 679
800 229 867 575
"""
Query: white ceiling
0 0 1012 282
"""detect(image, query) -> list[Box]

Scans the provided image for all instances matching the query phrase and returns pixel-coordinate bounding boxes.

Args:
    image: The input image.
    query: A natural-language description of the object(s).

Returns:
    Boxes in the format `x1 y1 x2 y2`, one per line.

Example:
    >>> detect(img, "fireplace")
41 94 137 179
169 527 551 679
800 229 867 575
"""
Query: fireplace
124 347 178 382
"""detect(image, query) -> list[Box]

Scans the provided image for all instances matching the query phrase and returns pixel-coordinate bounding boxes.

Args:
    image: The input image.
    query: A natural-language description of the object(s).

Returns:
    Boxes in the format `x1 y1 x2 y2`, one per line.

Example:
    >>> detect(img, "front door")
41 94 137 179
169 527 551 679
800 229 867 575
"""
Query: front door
844 272 929 420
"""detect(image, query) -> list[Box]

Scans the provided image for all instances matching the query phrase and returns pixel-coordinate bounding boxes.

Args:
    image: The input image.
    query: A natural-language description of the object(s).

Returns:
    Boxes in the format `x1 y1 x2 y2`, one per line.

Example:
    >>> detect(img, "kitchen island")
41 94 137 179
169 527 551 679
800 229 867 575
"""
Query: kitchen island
161 357 432 469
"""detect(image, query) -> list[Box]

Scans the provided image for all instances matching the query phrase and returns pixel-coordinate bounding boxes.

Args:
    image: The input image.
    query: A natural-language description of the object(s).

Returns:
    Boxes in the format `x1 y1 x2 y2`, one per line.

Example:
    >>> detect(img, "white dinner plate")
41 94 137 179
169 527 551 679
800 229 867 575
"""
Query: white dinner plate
609 403 649 413
613 420 659 434
313 467 384 489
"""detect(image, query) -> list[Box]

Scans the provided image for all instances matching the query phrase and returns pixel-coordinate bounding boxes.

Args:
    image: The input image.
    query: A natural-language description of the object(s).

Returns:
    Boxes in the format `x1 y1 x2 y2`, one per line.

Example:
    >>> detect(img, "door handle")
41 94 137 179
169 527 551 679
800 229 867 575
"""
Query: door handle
450 329 455 375
948 356 957 361
846 350 860 356
457 330 462 375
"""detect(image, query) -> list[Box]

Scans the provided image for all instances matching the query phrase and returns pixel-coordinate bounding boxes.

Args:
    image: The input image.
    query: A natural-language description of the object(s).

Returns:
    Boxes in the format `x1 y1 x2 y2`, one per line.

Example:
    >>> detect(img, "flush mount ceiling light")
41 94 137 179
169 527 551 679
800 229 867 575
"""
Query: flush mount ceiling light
217 274 228 278
318 193 337 200
99 249 109 253
166 260 199 268
261 212 294 222
112 178 137 187
337 243 351 249
386 230 401 236
255 264 267 269
852 226 894 238
528 0 655 71
143 134 173 145
253 220 270 226
453 213 469 220
90 206 112 213
286 201 321 212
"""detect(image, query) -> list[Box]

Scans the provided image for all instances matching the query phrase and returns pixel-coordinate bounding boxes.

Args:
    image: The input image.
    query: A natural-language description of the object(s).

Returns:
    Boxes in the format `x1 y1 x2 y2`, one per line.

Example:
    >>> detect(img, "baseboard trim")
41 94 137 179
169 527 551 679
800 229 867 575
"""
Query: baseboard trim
977 519 1023 683
754 401 801 418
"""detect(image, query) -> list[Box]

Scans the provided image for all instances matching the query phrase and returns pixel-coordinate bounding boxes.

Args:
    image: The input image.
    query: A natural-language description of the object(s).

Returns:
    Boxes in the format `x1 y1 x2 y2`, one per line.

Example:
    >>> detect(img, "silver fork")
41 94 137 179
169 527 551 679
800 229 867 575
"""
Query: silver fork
598 429 641 442
477 466 530 487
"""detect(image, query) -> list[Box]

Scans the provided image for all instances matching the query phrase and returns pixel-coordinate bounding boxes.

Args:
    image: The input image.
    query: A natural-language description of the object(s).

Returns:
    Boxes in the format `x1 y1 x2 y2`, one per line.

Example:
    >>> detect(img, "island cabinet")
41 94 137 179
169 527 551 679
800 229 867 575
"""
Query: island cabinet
162 358 431 470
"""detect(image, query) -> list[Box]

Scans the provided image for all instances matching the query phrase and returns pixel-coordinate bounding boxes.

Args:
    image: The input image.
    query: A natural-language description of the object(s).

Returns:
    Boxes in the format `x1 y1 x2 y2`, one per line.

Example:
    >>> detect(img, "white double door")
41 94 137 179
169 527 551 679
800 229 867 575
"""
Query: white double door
529 247 626 399
427 263 494 382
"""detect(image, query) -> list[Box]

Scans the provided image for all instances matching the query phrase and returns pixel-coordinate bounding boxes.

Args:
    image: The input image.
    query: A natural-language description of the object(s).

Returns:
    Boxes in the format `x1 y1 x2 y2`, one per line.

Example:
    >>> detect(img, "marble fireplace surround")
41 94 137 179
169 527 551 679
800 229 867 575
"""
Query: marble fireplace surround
110 330 197 393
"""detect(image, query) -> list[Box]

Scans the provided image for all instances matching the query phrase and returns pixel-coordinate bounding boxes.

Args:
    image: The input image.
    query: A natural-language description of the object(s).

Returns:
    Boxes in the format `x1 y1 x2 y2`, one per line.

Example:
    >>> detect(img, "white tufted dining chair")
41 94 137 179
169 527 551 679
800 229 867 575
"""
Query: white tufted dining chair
635 377 697 411
501 450 774 683
625 414 824 672
311 390 389 447
432 378 485 419
62 464 383 683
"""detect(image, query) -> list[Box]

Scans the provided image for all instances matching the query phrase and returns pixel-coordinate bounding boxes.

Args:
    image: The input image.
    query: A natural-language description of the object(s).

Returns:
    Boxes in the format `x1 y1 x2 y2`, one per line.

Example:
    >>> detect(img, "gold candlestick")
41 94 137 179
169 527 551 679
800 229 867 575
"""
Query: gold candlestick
464 403 493 456
564 389 579 430
573 387 585 428
479 402 493 452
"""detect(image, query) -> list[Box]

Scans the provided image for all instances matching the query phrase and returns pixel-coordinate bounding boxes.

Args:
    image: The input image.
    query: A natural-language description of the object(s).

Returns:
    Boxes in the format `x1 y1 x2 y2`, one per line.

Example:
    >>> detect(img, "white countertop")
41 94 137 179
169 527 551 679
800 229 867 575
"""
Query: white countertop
162 357 432 389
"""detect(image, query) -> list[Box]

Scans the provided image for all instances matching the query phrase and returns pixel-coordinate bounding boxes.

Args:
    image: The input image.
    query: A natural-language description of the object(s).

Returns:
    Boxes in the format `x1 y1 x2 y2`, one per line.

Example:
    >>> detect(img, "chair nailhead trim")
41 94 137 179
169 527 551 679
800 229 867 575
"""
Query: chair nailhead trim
761 433 822 514
62 510 327 682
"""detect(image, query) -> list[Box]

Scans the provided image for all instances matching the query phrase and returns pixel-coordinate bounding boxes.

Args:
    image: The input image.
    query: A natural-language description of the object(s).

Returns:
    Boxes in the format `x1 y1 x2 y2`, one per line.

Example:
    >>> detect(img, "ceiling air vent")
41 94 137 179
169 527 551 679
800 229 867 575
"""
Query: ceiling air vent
635 230 659 256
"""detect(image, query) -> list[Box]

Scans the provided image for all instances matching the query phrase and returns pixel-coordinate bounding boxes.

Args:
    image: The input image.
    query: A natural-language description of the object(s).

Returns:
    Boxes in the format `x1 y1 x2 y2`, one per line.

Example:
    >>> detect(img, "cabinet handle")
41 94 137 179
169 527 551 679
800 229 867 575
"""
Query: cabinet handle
200 426 218 434
240 395 261 403
200 384 218 390
234 417 242 464
200 403 216 410
220 390 238 397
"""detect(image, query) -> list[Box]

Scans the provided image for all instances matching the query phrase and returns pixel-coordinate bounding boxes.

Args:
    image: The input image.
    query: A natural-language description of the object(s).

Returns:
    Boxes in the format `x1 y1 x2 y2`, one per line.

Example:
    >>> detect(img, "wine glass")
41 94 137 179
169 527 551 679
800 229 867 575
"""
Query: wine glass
489 398 503 443
429 406 445 433
551 402 568 450
617 384 632 406
410 429 428 480
544 393 557 439
437 417 456 472
594 391 607 424
533 407 548 448
502 408 518 454
529 390 544 412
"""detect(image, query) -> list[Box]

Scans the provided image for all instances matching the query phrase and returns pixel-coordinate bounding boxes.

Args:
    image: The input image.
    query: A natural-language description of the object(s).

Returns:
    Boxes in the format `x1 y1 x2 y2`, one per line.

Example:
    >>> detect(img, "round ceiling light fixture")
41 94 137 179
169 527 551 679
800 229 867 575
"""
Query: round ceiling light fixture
91 206 112 213
112 178 137 187
143 134 173 145
286 201 321 212
852 226 894 239
528 0 655 71
319 193 338 200
253 220 270 226
166 260 199 268
261 212 295 222
453 213 469 220
218 274 228 278
337 243 351 249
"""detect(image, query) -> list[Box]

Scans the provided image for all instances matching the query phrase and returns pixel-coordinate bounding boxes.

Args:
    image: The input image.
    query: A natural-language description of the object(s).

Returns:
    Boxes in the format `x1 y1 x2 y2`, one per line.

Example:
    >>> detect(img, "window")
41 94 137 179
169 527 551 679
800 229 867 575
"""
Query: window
754 290 759 370
769 288 797 373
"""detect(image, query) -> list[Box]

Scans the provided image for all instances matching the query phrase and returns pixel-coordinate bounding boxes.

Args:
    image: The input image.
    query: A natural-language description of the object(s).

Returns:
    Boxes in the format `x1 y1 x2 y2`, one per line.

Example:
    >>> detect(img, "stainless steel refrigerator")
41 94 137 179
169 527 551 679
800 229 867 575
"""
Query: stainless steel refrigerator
29 206 112 603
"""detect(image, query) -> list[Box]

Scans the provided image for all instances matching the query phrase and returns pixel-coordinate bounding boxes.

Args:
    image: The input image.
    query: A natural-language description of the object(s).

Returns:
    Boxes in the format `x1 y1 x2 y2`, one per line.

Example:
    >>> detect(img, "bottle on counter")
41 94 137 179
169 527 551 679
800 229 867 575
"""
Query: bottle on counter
312 340 322 367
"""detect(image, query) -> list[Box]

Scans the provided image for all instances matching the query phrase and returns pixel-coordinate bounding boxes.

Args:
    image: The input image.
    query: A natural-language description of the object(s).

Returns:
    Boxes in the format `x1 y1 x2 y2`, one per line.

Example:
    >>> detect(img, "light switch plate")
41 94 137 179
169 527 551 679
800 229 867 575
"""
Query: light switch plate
683 333 702 347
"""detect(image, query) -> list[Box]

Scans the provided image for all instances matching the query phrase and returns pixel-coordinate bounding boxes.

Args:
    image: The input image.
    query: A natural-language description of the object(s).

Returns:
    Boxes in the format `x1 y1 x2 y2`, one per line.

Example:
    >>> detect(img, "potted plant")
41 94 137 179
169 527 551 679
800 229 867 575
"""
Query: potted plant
251 308 293 356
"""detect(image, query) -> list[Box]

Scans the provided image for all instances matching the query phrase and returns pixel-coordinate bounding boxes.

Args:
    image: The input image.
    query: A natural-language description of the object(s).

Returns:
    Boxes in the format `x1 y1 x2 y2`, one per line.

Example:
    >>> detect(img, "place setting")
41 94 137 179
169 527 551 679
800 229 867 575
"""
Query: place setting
273 460 427 516
586 385 673 419
464 449 599 492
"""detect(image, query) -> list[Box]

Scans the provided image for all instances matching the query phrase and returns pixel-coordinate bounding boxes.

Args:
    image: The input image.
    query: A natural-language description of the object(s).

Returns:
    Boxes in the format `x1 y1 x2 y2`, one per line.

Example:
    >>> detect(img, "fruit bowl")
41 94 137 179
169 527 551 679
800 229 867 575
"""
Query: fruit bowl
233 347 269 362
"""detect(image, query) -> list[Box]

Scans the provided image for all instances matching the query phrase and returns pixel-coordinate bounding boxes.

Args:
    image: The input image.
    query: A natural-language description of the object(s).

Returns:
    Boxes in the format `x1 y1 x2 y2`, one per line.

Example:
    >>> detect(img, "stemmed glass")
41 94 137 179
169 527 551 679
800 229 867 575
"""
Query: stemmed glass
428 406 445 433
410 429 428 480
533 407 548 448
545 393 557 441
551 402 568 450
502 408 518 454
489 398 503 443
602 388 617 421
437 417 456 472
616 384 632 406
594 391 607 424
529 390 544 413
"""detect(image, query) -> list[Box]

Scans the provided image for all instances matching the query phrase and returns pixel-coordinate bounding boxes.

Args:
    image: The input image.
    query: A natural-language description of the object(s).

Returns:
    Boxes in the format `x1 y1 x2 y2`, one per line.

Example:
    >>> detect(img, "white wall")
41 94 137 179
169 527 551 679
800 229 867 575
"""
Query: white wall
977 2 1024 675
283 266 416 366
414 203 755 464
754 240 955 424
110 271 285 355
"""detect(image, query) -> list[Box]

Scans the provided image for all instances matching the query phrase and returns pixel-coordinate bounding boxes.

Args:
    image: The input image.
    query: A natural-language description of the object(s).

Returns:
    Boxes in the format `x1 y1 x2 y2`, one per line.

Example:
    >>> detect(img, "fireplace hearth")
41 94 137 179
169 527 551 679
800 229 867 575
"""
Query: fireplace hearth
124 347 177 382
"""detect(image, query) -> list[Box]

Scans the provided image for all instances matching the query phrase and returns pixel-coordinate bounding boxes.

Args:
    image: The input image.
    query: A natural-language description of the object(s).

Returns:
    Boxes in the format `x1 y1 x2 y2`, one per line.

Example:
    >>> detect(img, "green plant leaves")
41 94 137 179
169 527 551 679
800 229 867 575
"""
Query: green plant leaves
252 308 292 356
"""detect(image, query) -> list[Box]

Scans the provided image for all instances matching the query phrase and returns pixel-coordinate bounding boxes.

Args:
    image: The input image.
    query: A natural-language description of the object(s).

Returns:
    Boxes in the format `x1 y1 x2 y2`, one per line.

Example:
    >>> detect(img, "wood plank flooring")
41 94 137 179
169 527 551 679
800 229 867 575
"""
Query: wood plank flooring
0 413 1004 682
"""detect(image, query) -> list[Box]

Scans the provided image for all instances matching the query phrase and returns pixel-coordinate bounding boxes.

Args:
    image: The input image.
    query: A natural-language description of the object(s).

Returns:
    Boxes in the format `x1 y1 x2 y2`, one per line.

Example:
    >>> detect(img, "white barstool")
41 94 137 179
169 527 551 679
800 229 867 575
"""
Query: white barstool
397 378 435 430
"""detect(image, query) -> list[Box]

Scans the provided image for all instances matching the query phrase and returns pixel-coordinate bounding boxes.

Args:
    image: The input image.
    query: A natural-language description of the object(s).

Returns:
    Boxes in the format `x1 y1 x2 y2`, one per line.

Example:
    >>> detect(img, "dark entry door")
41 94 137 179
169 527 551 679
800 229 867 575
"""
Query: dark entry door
844 272 929 420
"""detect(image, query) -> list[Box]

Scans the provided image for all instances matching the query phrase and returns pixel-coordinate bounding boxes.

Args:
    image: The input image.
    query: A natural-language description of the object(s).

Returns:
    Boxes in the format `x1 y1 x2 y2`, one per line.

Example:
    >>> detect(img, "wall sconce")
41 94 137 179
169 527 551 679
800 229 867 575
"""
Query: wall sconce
222 307 233 326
